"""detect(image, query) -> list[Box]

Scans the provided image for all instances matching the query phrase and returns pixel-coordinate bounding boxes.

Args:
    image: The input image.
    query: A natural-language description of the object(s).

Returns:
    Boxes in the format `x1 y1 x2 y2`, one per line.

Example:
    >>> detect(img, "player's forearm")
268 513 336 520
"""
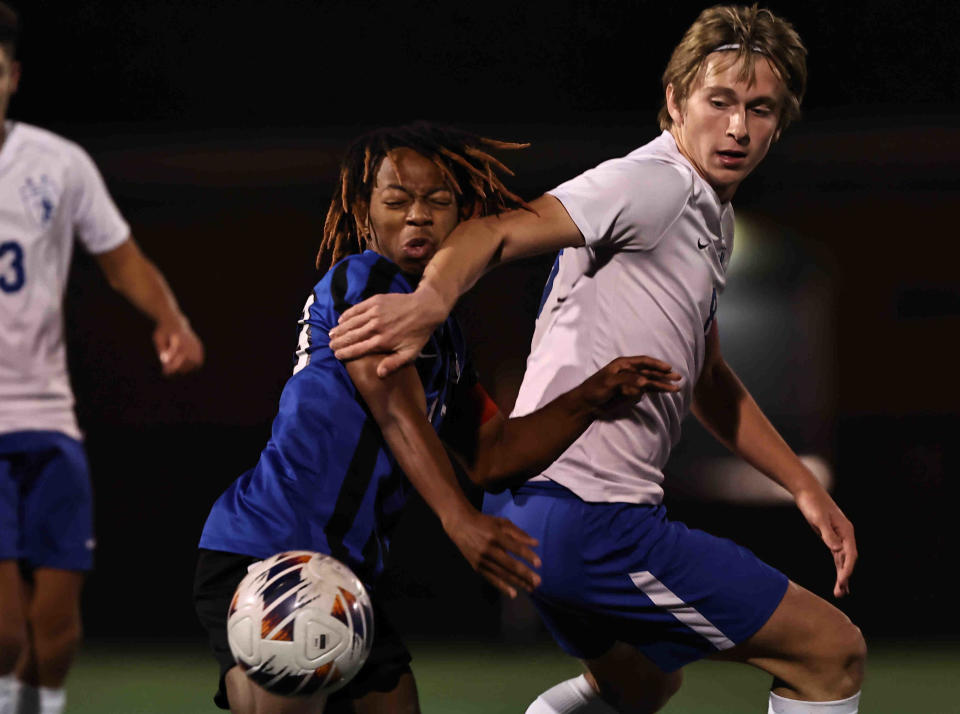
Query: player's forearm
97 240 188 329
115 260 186 327
352 359 478 529
416 195 585 319
379 411 476 530
472 389 596 492
417 215 507 317
692 359 821 497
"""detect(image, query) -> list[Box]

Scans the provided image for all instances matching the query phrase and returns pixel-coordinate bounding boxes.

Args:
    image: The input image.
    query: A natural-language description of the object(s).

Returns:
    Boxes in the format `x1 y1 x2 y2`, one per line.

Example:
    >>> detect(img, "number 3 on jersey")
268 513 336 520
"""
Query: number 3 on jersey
0 241 25 293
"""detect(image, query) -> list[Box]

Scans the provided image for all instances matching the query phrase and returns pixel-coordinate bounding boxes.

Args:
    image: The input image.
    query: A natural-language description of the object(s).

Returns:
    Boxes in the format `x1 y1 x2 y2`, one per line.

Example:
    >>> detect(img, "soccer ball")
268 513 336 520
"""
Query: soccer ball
227 551 374 697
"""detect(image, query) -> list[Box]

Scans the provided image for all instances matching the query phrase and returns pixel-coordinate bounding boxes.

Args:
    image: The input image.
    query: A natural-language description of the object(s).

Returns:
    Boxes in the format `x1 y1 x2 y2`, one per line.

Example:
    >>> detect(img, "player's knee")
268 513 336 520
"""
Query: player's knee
806 618 866 697
836 622 866 692
28 610 81 665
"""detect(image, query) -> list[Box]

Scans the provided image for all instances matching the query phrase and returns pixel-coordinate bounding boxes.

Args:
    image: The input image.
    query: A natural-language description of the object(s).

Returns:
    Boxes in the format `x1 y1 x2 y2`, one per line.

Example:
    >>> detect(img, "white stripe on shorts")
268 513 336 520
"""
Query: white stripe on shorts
629 570 736 651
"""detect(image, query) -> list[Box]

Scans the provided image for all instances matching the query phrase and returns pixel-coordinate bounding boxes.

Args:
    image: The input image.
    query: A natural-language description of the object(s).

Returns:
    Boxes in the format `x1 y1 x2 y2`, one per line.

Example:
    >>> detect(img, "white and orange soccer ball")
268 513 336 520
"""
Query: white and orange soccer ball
227 551 374 697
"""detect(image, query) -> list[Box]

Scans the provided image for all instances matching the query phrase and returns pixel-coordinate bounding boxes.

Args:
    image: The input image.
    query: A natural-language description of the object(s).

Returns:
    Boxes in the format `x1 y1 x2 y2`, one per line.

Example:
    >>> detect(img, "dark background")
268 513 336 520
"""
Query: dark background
7 0 959 643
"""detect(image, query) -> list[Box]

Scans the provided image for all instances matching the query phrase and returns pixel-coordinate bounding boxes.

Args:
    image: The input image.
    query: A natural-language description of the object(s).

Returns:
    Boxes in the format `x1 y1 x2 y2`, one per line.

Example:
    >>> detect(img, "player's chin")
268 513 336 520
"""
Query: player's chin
399 256 432 276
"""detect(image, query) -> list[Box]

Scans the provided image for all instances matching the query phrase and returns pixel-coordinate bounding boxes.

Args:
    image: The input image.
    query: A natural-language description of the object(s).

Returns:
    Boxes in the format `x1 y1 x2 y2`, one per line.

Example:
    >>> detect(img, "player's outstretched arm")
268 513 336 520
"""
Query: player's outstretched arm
345 354 541 599
691 322 857 598
95 237 204 376
462 357 682 493
328 195 584 376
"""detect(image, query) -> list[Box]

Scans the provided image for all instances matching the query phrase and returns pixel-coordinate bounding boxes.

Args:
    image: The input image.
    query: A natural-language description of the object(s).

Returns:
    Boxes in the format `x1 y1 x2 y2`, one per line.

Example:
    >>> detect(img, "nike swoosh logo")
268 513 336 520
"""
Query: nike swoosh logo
697 238 709 250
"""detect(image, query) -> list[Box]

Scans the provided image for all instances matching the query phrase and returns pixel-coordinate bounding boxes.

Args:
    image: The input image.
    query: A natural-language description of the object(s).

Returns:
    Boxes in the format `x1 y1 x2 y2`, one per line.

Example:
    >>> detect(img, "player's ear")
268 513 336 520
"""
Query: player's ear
666 83 683 127
356 200 372 247
460 198 481 221
4 60 20 94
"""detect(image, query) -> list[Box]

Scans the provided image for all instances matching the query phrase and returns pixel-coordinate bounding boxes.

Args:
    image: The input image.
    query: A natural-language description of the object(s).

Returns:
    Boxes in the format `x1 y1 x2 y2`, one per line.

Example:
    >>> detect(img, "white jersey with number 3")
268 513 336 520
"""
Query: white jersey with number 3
0 121 129 439
511 131 734 504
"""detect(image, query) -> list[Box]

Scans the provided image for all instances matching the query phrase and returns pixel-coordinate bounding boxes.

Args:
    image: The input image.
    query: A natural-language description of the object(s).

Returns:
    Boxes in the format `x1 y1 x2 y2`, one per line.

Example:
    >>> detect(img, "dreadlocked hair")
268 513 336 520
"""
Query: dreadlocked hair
317 121 531 272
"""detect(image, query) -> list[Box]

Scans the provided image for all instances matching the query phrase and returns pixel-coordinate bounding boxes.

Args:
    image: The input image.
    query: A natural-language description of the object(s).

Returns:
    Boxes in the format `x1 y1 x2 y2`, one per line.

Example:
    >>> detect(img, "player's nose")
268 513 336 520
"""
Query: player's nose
406 199 433 225
726 110 749 143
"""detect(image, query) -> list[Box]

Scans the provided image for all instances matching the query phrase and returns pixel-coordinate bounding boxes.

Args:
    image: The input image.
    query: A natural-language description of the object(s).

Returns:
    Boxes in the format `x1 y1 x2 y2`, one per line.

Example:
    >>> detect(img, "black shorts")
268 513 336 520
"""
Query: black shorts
193 548 412 711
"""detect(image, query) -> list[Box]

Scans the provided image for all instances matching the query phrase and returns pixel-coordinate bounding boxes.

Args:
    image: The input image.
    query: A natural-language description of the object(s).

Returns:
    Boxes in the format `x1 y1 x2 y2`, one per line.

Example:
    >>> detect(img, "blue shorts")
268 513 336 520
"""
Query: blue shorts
0 431 95 571
484 482 788 672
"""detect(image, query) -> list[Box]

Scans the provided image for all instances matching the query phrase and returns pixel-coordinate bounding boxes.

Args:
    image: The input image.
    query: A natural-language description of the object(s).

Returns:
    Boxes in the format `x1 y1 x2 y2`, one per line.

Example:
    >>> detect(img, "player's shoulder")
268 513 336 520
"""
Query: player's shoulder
317 250 416 313
572 138 695 206
9 122 87 158
7 122 98 178
619 140 696 195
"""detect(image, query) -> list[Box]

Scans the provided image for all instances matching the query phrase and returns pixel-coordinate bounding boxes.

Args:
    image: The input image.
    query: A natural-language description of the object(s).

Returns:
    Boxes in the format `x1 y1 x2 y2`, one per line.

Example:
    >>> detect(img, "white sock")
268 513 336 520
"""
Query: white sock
0 675 22 714
768 690 861 713
37 688 64 714
525 675 616 714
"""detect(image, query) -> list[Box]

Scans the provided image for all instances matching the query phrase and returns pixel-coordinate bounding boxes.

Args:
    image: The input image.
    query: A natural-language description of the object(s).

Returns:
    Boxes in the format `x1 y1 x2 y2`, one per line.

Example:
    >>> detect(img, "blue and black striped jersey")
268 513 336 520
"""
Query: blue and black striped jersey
199 251 475 584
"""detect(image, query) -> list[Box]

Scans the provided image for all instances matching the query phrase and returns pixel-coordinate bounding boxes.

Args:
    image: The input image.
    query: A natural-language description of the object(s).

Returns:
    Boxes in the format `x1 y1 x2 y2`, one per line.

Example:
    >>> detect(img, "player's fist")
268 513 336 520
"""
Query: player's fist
153 317 204 376
579 355 682 413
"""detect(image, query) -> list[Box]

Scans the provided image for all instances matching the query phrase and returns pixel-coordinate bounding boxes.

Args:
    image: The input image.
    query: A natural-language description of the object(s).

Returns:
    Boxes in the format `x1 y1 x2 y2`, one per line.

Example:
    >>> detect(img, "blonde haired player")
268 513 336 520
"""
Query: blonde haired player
329 6 866 714
0 5 203 714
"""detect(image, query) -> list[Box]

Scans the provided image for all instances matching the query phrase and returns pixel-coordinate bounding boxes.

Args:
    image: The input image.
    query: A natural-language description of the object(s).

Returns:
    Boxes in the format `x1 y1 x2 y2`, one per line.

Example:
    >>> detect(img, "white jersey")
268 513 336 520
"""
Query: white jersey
511 131 734 504
0 121 130 439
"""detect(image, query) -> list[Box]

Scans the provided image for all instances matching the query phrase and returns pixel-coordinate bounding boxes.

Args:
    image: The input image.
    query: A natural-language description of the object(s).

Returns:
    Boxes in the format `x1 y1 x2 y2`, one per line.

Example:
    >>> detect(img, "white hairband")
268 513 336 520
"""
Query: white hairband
713 43 766 54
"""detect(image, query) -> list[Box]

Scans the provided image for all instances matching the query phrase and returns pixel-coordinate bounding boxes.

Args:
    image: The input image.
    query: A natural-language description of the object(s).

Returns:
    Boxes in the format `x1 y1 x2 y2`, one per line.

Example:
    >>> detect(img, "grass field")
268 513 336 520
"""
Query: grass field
65 639 958 713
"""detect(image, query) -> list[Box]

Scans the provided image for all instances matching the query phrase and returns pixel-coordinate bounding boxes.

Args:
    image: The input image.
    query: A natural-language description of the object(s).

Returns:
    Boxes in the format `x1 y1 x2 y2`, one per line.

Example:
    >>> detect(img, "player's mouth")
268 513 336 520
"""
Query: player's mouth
716 150 748 168
401 237 435 261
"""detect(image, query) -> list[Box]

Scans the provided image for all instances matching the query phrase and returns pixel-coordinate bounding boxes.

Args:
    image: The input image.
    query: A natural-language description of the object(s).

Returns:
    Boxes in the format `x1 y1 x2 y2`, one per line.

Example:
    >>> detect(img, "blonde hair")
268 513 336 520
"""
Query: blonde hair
658 5 807 132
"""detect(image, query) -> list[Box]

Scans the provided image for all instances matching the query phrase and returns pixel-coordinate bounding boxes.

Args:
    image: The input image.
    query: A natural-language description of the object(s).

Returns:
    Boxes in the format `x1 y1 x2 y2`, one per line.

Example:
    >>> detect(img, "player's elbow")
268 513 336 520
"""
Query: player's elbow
469 462 528 494
467 463 501 492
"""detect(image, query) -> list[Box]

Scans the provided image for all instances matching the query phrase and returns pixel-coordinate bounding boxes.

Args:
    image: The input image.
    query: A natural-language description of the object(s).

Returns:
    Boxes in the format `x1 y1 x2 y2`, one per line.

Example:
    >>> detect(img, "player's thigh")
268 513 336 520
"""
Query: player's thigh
0 560 28 657
225 665 328 714
583 642 682 714
351 671 419 714
223 665 420 714
708 580 865 676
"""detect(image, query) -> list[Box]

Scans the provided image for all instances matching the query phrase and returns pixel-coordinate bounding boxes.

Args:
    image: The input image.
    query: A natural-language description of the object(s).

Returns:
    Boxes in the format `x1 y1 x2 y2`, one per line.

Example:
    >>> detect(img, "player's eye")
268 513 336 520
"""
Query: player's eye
751 106 772 117
710 99 727 109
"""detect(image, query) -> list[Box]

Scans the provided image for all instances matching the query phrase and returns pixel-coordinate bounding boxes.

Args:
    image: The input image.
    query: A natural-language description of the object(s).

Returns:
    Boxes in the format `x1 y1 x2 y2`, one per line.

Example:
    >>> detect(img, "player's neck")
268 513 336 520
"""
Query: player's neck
670 128 739 204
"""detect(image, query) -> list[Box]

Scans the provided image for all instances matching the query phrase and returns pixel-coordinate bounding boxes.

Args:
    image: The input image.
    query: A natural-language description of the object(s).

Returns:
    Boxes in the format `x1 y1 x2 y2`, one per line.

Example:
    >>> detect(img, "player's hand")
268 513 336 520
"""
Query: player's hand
328 285 449 377
794 486 857 598
443 509 541 599
579 356 682 413
153 318 205 376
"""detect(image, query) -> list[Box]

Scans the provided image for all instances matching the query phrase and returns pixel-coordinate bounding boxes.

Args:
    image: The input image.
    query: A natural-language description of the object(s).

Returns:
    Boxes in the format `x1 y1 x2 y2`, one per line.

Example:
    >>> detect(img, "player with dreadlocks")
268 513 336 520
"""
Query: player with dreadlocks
316 122 529 272
194 122 682 714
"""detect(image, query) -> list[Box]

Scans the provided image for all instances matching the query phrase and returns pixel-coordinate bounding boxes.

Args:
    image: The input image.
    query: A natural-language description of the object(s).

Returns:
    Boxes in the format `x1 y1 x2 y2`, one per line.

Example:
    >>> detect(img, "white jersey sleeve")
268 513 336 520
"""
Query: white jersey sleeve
67 143 130 254
548 157 691 250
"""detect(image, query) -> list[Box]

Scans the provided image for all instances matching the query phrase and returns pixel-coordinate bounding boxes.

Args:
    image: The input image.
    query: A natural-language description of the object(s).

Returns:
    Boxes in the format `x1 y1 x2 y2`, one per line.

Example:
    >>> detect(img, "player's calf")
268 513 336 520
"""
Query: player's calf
22 569 84 688
586 642 682 714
